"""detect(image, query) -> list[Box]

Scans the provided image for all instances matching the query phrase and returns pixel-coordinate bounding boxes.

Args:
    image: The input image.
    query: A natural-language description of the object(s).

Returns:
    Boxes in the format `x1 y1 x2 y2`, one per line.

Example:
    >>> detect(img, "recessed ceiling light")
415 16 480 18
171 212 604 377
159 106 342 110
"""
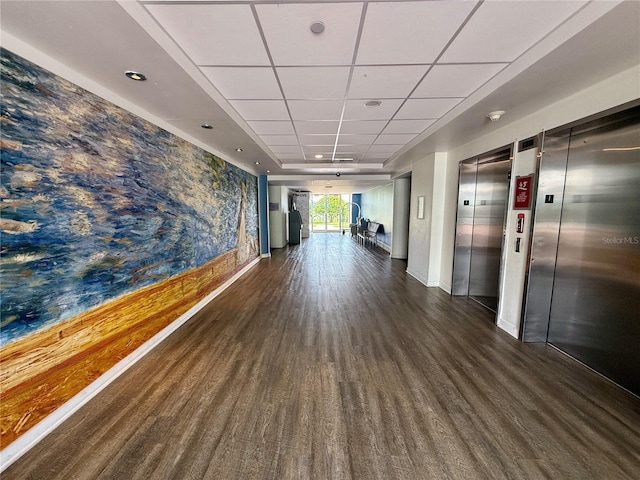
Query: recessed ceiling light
266 170 270 173
125 71 146 81
314 154 323 159
201 124 213 129
255 161 260 165
310 21 325 34
365 100 381 108
236 148 243 152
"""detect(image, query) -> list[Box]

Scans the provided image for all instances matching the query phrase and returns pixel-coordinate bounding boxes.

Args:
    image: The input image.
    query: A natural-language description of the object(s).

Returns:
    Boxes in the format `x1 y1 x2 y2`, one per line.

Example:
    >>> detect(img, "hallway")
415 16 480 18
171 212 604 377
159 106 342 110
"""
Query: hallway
4 234 639 479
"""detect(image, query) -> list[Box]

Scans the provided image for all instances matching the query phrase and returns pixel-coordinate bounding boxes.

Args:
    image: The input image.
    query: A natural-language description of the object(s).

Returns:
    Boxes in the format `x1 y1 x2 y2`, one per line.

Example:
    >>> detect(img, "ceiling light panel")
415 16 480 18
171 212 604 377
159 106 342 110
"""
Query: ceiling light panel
255 2 362 65
247 121 295 135
339 121 388 135
145 4 269 65
277 66 350 99
395 98 463 120
201 67 282 99
349 65 429 99
288 100 344 121
294 121 339 135
343 99 404 121
356 1 476 65
382 119 436 134
229 100 290 121
440 1 588 63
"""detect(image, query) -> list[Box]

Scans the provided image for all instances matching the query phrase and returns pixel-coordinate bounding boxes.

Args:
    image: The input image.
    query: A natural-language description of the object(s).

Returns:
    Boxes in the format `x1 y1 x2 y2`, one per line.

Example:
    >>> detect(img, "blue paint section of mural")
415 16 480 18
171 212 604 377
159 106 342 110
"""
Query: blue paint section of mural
351 193 362 224
0 49 258 345
258 175 269 255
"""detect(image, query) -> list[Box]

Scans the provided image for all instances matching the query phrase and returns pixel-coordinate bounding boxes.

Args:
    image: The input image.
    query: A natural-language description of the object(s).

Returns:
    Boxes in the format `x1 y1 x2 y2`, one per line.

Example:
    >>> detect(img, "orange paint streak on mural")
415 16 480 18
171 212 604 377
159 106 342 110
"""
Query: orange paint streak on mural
0 249 250 447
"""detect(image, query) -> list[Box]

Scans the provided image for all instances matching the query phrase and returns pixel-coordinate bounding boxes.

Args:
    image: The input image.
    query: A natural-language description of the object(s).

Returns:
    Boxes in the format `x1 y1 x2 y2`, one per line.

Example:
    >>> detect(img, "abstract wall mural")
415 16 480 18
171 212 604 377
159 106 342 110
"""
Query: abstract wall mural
0 48 259 446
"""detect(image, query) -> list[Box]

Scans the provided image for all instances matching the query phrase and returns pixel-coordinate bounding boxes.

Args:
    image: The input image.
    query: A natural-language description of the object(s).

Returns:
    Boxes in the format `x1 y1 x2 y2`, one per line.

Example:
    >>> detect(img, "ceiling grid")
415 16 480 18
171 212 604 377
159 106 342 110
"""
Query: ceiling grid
3 0 632 187
141 0 588 172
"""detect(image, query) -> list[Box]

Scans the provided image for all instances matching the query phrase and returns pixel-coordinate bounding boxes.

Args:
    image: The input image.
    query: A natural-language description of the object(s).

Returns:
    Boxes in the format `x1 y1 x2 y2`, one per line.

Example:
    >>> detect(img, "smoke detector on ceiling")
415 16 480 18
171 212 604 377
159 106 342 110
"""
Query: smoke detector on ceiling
486 110 506 122
310 21 325 34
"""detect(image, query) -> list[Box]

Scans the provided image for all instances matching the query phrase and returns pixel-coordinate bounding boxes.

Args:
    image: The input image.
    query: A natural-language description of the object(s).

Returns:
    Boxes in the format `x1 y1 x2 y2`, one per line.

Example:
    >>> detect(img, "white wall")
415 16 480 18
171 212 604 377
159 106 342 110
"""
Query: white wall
404 64 640 338
496 148 538 338
406 155 435 286
391 177 411 259
361 183 393 252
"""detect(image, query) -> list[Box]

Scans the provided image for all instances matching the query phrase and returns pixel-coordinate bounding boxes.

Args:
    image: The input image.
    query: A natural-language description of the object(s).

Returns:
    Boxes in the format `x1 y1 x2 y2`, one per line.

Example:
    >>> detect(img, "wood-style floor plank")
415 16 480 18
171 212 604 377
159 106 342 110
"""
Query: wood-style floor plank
3 234 640 479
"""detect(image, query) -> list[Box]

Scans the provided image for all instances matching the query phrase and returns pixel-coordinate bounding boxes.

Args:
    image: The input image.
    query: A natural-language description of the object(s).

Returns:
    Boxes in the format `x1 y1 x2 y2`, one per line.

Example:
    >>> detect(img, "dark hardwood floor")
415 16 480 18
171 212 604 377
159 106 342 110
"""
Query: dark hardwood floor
3 234 640 479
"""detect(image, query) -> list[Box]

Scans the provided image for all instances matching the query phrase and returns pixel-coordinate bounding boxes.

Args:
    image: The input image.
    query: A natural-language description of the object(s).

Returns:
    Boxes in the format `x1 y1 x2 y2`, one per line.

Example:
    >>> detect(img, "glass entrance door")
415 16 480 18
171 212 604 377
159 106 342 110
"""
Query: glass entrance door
310 194 350 232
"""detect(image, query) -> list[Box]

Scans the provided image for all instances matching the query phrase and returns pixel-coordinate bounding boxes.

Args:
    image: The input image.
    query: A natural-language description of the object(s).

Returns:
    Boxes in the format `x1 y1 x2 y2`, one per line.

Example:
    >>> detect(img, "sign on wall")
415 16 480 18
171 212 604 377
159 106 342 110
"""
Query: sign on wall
514 174 534 210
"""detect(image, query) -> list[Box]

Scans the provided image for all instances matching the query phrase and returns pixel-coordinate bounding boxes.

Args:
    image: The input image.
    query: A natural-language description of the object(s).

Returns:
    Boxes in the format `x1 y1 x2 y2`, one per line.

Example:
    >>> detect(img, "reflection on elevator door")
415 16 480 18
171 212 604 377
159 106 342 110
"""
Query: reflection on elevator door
452 148 512 314
522 104 640 396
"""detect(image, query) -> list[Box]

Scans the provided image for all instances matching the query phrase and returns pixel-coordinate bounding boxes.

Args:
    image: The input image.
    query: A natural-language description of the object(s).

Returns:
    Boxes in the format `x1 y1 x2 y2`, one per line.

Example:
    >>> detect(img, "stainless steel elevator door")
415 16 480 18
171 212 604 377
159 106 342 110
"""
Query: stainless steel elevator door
547 113 640 395
521 132 571 342
452 149 511 313
452 162 478 296
468 157 511 311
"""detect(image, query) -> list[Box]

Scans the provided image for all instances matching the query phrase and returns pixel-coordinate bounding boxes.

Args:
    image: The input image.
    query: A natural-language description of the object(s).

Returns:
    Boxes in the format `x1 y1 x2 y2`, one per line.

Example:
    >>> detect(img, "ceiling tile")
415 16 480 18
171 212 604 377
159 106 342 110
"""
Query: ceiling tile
145 4 269 65
367 144 403 154
335 146 370 155
349 65 428 99
337 134 378 145
276 153 304 160
278 67 350 99
248 121 295 135
374 134 417 145
362 153 390 160
383 119 435 134
256 3 362 66
201 67 281 99
343 99 404 121
288 100 344 121
339 120 388 135
294 121 339 135
270 145 303 154
298 134 336 146
260 135 299 146
302 146 334 156
440 1 588 63
356 1 476 64
411 64 507 98
395 98 463 120
229 100 290 120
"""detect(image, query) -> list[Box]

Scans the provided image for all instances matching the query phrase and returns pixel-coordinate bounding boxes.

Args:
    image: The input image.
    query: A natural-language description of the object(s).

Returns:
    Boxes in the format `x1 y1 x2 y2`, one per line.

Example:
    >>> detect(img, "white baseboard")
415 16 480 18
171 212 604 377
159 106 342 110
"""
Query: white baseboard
378 242 391 253
261 252 271 258
0 256 261 472
406 268 429 287
406 270 452 295
497 318 519 339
